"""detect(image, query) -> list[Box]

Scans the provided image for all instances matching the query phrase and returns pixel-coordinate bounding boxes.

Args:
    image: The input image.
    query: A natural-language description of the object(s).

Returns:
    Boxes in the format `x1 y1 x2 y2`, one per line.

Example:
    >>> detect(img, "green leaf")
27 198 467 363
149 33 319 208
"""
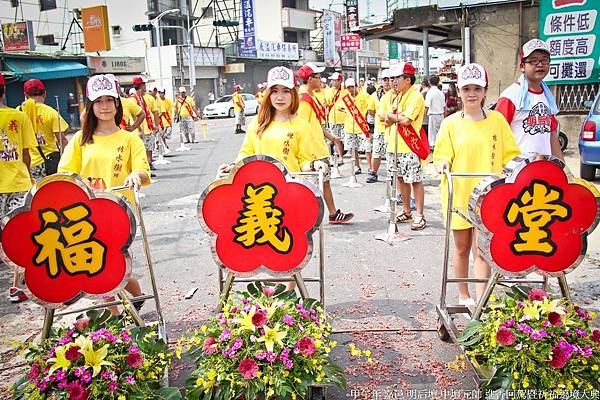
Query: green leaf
158 387 183 400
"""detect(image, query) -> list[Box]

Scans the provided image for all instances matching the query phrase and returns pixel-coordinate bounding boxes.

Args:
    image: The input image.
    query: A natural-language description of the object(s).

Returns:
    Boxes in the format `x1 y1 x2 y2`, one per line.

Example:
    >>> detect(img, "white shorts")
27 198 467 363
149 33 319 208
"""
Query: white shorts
235 111 246 126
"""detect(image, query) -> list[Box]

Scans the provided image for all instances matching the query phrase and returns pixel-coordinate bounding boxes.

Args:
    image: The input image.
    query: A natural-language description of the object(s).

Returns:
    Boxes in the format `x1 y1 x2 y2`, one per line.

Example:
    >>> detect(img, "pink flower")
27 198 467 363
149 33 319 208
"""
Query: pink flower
65 381 90 400
548 346 570 369
548 312 562 327
296 336 316 357
592 330 600 345
262 286 276 297
238 358 259 380
496 328 516 346
28 362 40 381
203 337 219 355
528 289 548 302
64 345 82 361
252 312 268 328
125 352 143 368
73 318 90 331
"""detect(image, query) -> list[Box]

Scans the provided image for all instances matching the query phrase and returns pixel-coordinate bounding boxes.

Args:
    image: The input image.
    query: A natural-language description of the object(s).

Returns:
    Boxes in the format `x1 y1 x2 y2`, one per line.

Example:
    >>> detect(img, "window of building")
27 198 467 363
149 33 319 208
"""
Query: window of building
282 0 296 9
283 30 298 43
36 34 58 46
111 25 122 36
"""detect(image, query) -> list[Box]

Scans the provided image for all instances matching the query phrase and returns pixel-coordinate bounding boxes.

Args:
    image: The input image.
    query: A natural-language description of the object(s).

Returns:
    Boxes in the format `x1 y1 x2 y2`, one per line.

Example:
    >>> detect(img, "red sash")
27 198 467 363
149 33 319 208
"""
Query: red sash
163 110 172 127
395 122 430 159
300 92 326 124
120 118 128 131
176 96 196 119
132 93 155 131
341 94 370 137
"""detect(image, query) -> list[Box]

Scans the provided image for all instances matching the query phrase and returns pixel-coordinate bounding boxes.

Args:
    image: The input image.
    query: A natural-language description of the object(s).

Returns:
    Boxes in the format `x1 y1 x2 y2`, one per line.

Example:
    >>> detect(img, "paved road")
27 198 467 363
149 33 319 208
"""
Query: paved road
1 117 598 398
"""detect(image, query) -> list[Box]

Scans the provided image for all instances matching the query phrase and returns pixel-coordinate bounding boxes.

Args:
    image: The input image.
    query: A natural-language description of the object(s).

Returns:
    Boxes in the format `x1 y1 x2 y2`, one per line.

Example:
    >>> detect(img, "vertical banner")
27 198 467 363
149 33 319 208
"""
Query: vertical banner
1 21 35 51
81 5 111 52
345 0 359 32
240 0 257 58
388 41 399 59
540 0 599 84
323 10 342 67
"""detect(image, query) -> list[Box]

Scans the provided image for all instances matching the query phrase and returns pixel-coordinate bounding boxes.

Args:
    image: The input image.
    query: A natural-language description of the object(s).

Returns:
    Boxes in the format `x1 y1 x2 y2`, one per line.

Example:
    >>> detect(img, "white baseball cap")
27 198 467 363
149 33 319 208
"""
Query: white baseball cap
381 69 391 79
258 83 264 89
328 72 343 81
179 86 186 92
457 63 488 88
520 38 551 61
321 77 327 83
86 74 119 101
344 78 356 87
267 66 295 89
128 87 136 95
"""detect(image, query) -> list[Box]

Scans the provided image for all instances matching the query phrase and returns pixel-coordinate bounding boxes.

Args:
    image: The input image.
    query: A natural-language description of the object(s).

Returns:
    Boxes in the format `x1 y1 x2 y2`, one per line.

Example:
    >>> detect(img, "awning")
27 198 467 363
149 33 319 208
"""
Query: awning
4 58 89 81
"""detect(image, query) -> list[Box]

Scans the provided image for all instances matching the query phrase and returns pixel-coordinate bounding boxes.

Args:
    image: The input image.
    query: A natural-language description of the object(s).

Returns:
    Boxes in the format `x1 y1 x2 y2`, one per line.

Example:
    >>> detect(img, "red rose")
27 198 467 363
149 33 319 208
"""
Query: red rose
528 289 548 302
203 337 218 355
65 345 82 361
238 358 258 380
592 330 600 345
65 381 89 400
125 352 143 368
548 346 570 369
548 312 563 327
296 336 316 357
252 312 268 328
496 328 516 346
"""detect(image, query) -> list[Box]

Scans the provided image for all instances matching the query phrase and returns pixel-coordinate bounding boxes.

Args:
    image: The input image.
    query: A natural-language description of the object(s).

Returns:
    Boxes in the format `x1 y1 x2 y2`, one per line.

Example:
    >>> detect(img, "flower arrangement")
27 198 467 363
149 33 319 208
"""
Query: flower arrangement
11 309 180 399
178 282 346 399
460 287 600 393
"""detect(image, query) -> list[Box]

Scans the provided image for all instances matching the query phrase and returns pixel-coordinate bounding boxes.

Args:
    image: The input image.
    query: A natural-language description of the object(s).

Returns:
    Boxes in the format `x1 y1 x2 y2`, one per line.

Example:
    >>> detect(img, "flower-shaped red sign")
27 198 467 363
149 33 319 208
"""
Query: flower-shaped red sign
471 157 599 277
199 156 323 275
0 175 135 307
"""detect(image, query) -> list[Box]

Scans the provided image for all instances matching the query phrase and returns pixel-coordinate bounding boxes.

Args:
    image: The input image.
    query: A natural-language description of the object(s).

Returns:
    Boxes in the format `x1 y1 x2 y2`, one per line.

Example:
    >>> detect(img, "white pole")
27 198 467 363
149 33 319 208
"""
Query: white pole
464 26 471 64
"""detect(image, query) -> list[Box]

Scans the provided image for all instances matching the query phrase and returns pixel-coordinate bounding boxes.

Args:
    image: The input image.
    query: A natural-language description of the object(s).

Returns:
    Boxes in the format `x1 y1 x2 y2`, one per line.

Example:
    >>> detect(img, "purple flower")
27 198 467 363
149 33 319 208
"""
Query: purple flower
256 350 267 360
57 336 73 346
107 380 118 392
120 329 132 342
219 329 232 341
574 328 587 338
530 330 548 341
516 323 534 334
575 306 591 320
283 358 294 369
231 338 244 351
230 306 238 313
500 320 515 328
125 375 136 384
543 321 551 327
80 370 92 384
55 369 67 382
582 346 593 358
283 314 294 326
128 345 140 354
243 305 252 313
100 370 115 380
73 366 86 378
38 380 49 392
266 351 277 363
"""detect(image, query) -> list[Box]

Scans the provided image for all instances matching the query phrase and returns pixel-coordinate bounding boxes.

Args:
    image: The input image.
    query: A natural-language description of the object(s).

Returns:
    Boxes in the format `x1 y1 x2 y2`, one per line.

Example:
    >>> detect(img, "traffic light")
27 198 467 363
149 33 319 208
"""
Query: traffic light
213 19 239 27
133 24 153 32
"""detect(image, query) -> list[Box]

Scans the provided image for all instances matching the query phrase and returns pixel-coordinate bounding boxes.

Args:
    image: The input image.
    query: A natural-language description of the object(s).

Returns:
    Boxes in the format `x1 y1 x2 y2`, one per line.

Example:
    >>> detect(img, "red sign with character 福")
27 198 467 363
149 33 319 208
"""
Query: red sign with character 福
199 156 323 275
0 175 136 307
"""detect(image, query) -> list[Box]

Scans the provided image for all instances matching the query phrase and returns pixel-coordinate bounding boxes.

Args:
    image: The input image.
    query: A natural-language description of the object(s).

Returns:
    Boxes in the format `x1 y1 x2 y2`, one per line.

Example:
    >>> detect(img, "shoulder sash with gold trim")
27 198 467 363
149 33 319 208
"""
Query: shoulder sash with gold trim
341 93 370 137
299 92 326 124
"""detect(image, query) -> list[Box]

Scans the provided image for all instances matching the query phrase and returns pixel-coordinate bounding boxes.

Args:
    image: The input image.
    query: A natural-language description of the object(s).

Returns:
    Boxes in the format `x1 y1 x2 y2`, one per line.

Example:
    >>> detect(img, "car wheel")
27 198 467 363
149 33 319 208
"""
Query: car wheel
558 131 568 151
228 108 235 118
580 162 596 181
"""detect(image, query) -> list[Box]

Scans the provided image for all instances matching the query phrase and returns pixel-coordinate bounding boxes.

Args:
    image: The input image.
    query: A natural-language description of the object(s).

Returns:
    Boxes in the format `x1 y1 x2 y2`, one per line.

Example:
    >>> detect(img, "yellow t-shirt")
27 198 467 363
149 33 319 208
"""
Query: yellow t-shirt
24 102 69 168
121 97 143 135
236 117 314 172
160 97 174 127
368 90 390 134
314 89 326 109
132 93 157 134
382 86 425 154
58 129 150 204
297 91 330 160
326 87 348 125
343 91 370 134
176 96 196 119
433 111 521 230
0 107 36 193
256 91 265 104
232 92 245 113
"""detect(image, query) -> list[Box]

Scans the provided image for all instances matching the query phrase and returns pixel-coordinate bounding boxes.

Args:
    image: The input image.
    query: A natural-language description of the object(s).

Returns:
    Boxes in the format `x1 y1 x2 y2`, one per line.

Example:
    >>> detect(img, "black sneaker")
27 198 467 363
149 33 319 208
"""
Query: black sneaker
366 172 378 183
354 167 362 175
328 209 354 224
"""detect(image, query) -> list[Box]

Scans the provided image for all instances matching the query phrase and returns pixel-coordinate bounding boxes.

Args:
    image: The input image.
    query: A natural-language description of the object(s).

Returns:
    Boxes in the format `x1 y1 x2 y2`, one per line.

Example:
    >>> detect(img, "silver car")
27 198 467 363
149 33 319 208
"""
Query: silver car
203 93 260 118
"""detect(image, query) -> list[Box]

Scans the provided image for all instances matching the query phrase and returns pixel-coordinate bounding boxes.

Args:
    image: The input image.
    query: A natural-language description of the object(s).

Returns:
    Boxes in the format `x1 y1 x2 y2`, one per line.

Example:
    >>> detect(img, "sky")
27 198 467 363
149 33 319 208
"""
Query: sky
308 0 388 23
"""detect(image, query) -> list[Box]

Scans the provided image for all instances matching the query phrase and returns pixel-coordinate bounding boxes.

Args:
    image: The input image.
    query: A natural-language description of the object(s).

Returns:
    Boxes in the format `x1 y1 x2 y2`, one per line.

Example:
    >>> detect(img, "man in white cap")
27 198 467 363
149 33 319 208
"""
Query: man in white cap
325 71 347 162
297 62 354 224
496 38 563 160
342 77 371 175
366 69 392 182
232 84 245 133
175 86 198 143
131 76 159 172
255 83 266 105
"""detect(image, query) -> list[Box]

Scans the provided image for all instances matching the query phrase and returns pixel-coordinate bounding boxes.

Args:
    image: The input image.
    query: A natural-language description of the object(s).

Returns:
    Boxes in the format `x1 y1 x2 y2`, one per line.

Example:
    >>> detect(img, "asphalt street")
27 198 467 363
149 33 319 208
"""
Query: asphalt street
1 117 598 398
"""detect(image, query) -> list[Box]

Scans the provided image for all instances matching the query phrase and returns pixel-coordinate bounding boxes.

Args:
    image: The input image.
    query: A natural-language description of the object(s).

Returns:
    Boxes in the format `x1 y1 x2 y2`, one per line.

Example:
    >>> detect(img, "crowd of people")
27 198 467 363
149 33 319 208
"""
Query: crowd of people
1 38 565 307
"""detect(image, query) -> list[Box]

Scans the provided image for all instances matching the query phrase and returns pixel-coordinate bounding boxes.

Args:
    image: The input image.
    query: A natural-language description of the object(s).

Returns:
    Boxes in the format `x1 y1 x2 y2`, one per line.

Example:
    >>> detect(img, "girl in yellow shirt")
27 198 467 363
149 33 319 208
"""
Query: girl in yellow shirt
433 63 520 304
58 74 150 314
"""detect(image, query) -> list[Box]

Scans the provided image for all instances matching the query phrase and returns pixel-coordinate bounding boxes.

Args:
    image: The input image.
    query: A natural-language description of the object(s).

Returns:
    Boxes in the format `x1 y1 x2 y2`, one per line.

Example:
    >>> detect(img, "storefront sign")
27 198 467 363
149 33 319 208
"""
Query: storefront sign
199 156 323 276
323 10 342 67
1 21 35 51
87 56 145 73
345 0 359 31
0 175 136 307
257 40 298 60
82 5 111 52
223 63 245 73
341 33 361 50
240 0 257 58
470 156 599 277
540 0 600 84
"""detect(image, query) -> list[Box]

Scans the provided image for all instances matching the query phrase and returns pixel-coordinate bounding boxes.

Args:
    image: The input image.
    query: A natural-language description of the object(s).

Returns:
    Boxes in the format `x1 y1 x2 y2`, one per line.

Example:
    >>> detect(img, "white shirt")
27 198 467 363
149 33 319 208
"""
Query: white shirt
425 86 446 115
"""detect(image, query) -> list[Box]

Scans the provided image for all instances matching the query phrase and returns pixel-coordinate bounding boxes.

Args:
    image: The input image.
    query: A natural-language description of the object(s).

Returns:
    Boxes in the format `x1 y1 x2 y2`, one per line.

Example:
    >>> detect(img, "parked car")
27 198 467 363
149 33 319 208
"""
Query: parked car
203 93 260 118
578 93 600 181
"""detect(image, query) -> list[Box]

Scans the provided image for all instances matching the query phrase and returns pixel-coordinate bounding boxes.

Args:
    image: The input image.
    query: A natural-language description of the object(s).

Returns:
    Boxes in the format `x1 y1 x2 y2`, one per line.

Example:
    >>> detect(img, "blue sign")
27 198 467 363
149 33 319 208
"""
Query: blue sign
240 0 257 58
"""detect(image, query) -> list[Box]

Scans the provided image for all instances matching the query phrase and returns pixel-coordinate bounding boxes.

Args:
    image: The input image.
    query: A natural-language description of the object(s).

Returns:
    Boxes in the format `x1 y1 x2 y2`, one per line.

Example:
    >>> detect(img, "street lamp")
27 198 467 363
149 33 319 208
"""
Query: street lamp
150 8 180 91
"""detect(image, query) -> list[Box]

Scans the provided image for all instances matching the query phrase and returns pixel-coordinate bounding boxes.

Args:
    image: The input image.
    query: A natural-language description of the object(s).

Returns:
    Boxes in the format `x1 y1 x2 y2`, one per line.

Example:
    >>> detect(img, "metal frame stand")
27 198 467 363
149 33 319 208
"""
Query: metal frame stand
216 171 327 310
154 130 172 165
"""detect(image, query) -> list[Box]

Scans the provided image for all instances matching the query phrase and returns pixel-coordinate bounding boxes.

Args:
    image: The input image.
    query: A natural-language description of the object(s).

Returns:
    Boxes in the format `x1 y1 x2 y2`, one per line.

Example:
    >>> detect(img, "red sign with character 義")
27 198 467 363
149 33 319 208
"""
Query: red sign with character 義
470 156 599 277
199 156 323 276
0 175 136 307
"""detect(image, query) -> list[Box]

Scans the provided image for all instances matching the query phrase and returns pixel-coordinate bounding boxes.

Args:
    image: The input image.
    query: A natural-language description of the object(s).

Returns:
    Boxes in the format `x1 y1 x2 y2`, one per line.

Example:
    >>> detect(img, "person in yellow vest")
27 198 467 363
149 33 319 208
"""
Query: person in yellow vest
19 79 69 181
433 63 520 303
131 76 159 173
119 89 145 136
175 86 199 144
255 83 266 104
158 88 174 151
381 62 427 230
342 78 370 175
0 73 36 303
297 63 354 224
232 84 246 134
325 72 347 163
366 69 392 183
58 74 150 314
